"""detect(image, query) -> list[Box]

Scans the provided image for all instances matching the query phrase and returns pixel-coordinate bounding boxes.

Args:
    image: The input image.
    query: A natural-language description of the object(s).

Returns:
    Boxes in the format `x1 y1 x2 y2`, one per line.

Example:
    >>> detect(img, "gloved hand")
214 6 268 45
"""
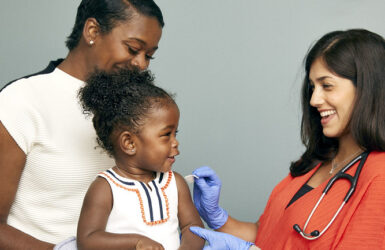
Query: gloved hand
54 236 77 250
190 226 257 250
193 166 228 229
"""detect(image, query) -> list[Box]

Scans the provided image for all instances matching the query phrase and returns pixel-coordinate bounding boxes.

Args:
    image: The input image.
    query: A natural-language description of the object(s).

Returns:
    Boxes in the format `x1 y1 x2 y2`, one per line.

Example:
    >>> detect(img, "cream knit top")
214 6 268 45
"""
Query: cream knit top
0 68 113 244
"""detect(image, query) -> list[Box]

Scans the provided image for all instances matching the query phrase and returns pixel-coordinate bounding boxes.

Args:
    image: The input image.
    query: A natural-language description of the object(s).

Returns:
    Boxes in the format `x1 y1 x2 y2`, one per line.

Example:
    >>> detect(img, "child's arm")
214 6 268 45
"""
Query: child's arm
174 172 205 250
77 177 164 250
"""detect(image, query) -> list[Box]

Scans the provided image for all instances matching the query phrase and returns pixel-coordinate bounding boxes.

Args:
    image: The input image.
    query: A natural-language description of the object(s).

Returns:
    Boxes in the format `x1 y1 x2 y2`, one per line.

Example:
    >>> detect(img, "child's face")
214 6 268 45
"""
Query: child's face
133 102 180 173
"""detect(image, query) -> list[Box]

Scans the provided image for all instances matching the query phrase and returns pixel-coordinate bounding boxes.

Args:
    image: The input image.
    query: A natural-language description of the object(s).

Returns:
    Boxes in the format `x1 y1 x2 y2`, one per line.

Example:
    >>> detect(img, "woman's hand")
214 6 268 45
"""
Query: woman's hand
192 166 228 229
190 226 257 250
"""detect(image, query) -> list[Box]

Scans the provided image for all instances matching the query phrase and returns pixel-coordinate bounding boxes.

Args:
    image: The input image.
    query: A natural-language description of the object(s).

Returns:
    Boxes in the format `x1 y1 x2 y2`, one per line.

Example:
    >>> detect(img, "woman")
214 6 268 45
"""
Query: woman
190 29 385 249
0 0 163 249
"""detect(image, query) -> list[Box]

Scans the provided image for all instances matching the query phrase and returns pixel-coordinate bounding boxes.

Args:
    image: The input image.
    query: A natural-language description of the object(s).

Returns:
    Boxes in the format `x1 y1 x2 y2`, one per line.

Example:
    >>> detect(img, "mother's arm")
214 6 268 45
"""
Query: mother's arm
0 122 54 250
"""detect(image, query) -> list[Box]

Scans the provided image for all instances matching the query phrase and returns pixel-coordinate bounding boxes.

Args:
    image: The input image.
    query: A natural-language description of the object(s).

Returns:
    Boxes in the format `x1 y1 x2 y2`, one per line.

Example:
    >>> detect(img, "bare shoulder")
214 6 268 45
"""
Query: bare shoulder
172 171 184 182
89 176 111 192
83 176 112 206
172 171 189 190
78 176 113 242
79 176 113 226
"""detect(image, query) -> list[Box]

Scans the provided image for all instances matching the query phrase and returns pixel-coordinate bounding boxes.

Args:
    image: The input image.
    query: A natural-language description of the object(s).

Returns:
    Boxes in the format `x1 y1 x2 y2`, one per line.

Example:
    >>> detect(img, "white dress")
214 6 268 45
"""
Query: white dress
99 169 180 250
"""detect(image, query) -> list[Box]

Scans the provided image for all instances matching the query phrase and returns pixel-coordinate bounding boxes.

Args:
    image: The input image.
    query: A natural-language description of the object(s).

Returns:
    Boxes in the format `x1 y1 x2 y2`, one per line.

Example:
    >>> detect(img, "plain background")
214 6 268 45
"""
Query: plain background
1 1 384 223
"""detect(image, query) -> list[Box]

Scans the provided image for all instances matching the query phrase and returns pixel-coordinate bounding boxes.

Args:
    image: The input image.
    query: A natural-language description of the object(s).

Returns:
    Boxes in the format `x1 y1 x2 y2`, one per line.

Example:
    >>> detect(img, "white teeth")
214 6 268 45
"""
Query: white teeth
320 110 336 117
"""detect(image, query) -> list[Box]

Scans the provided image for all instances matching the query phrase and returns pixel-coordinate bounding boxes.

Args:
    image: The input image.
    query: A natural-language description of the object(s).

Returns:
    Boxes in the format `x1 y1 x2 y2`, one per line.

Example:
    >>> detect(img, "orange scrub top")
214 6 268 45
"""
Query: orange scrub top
255 151 385 249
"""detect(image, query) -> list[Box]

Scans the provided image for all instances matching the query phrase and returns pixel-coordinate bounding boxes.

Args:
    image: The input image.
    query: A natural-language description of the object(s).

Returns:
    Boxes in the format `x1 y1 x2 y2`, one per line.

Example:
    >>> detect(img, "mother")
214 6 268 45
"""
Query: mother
0 0 163 248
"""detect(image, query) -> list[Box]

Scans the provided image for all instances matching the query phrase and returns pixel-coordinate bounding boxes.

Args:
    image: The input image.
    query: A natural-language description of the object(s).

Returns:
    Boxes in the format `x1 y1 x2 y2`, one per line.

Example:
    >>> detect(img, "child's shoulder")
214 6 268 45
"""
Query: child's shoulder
169 171 185 184
97 168 118 184
171 170 182 179
170 171 193 196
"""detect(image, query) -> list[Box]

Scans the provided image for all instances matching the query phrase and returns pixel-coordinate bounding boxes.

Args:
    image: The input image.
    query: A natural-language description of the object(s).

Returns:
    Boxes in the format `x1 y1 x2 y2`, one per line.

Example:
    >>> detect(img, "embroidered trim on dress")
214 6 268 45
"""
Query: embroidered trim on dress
99 171 173 226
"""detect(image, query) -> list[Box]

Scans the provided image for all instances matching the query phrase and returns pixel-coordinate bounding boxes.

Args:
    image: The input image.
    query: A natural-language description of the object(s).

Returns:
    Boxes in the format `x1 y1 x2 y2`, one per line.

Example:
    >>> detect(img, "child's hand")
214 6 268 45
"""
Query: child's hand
136 237 165 250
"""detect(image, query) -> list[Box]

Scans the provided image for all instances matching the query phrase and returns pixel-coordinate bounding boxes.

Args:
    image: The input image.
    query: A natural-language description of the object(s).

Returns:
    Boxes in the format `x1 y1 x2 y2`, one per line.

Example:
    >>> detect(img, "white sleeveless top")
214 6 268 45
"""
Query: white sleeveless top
98 169 180 250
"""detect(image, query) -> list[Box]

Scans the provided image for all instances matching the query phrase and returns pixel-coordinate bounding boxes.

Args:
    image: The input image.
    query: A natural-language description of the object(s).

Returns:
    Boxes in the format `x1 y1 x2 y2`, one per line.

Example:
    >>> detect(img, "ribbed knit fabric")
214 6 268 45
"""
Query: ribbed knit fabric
0 68 114 244
255 151 385 249
99 169 180 249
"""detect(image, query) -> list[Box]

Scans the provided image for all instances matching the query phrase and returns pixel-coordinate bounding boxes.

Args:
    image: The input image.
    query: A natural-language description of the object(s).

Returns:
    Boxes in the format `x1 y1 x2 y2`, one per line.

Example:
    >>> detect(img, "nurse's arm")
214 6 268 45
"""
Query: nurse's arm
217 215 259 243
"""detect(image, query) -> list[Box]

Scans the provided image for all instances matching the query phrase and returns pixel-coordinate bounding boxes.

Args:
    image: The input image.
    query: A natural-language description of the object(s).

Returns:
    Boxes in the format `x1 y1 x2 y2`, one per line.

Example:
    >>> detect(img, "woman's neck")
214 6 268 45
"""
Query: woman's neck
57 47 92 81
307 133 363 188
335 133 363 163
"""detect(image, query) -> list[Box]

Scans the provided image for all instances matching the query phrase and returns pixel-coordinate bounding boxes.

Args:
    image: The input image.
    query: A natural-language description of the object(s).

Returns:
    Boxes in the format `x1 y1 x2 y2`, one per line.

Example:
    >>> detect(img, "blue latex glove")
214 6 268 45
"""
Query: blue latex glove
193 166 228 229
190 226 255 250
54 236 77 250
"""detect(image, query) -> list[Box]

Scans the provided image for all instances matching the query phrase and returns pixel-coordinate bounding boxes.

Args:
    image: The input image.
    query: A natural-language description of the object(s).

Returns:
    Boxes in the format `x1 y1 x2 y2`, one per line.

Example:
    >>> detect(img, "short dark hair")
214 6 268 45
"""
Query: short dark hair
290 29 385 177
66 0 164 51
78 69 175 157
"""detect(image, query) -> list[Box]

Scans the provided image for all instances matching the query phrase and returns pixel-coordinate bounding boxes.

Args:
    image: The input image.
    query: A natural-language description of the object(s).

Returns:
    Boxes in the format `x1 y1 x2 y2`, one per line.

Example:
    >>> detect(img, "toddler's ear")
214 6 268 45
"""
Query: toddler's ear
119 131 136 155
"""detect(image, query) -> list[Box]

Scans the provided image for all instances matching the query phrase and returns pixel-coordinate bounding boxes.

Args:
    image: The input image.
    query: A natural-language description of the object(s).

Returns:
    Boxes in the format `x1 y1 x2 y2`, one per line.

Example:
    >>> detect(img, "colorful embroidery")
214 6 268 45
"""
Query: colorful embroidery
99 171 172 226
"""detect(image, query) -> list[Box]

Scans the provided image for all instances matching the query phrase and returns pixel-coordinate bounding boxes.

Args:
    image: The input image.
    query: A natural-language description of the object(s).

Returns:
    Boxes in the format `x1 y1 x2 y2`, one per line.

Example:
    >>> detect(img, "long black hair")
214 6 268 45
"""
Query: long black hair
290 29 385 177
78 69 174 157
66 0 164 50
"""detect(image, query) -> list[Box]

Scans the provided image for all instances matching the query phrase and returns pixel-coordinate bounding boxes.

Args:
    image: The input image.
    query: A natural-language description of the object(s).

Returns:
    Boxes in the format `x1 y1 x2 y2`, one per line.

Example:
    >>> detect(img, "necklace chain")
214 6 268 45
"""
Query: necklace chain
330 149 363 174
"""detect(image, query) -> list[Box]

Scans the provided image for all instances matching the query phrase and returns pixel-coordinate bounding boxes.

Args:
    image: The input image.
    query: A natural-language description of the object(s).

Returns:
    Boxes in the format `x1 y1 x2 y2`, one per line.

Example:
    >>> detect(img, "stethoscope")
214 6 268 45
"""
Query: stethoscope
293 151 369 240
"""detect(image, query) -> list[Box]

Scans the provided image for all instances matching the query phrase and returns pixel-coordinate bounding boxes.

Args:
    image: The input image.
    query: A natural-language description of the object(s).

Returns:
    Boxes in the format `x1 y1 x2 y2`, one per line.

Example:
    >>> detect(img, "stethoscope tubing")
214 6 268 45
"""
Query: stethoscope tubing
323 152 367 201
294 151 369 240
300 200 345 240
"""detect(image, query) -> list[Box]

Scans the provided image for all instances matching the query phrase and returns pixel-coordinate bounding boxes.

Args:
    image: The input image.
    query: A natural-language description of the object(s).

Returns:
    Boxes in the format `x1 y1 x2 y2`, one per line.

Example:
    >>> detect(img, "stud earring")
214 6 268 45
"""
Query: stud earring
89 40 94 45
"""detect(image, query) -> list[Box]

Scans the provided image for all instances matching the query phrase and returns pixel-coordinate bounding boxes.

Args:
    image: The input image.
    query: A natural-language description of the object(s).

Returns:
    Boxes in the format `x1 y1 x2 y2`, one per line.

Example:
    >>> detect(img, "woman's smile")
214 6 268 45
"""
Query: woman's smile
309 58 356 138
319 109 336 125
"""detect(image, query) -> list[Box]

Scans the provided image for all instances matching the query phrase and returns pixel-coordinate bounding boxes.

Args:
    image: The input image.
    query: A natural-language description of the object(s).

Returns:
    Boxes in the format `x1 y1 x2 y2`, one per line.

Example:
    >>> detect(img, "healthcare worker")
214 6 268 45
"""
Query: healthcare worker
190 29 385 249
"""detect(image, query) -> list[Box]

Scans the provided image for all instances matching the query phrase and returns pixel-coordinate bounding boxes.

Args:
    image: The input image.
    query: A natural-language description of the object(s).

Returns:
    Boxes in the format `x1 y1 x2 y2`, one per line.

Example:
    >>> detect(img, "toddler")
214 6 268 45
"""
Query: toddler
77 69 204 249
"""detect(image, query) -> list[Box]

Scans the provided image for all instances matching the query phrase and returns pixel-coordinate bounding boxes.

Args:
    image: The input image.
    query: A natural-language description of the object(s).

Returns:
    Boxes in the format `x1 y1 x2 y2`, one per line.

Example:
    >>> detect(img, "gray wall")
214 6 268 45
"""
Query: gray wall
1 1 384 223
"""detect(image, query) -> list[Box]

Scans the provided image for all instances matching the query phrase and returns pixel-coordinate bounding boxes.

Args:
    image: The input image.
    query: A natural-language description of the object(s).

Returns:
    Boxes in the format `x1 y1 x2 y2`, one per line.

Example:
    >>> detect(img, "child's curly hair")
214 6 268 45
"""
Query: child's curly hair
78 68 175 157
